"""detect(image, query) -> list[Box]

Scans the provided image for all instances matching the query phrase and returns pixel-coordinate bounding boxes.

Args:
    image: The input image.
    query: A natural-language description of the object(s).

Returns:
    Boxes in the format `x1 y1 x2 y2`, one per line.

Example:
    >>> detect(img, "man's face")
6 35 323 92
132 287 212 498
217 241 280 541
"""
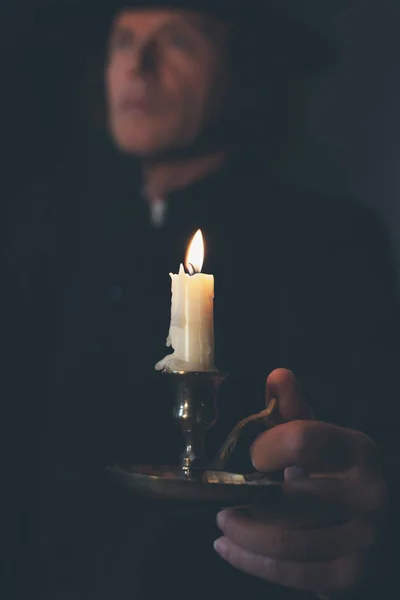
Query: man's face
105 9 230 157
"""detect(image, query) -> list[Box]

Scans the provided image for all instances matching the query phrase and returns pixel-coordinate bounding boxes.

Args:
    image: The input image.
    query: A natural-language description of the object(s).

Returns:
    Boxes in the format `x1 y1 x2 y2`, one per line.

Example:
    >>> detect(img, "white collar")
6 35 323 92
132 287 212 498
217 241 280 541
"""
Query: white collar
149 197 166 228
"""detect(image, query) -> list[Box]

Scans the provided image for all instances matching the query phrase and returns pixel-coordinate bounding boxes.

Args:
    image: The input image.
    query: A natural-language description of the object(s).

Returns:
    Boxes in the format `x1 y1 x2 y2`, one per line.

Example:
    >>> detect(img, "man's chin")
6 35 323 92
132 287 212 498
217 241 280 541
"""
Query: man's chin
115 138 162 158
114 138 213 163
110 123 176 158
111 126 212 161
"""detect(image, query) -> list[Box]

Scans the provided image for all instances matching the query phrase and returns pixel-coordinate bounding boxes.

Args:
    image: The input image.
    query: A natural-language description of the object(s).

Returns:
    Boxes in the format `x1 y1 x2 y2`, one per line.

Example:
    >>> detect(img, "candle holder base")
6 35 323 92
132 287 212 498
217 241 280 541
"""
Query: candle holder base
106 464 281 508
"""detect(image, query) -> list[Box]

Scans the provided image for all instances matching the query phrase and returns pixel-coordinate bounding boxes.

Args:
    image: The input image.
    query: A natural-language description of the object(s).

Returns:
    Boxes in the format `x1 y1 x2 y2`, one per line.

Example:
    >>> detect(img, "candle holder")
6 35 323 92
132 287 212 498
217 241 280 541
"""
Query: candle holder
107 370 283 508
170 370 222 477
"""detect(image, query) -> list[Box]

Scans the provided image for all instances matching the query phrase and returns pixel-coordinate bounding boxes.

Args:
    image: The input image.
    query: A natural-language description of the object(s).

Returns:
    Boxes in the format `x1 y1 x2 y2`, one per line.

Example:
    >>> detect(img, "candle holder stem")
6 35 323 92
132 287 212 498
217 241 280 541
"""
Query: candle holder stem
170 371 222 478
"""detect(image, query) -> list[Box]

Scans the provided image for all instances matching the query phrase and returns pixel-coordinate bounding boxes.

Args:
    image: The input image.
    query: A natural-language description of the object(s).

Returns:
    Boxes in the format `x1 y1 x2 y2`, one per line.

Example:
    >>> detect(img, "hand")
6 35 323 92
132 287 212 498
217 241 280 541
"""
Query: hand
214 369 388 597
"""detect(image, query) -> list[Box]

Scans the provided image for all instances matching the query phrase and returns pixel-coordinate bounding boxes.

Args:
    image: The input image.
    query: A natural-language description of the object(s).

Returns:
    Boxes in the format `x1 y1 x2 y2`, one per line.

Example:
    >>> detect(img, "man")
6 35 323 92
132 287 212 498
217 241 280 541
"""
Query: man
4 1 396 599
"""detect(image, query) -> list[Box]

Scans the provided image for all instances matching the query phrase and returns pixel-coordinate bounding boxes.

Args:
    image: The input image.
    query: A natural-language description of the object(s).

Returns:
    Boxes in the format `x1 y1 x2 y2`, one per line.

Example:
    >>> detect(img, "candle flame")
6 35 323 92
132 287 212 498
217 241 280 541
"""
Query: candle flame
185 229 204 274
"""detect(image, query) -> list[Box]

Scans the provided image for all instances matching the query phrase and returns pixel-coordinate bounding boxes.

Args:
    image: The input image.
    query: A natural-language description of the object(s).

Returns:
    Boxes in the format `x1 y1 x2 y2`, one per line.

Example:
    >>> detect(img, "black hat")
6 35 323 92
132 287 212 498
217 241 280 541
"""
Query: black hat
32 0 336 76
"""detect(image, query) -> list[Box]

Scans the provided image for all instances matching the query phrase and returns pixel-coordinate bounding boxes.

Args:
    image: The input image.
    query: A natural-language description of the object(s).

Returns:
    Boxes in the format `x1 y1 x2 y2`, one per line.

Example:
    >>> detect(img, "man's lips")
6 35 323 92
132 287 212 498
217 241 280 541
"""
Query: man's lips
119 97 152 112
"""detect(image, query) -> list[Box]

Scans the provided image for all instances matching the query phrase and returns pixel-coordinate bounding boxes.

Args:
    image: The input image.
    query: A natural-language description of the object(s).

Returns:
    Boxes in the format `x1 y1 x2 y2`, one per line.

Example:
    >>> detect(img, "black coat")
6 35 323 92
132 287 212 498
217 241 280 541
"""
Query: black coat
3 156 398 599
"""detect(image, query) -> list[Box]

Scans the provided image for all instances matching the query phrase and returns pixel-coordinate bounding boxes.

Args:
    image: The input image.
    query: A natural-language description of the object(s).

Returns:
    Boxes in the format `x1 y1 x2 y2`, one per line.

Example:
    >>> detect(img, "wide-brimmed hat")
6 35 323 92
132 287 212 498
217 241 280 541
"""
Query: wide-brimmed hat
31 0 337 76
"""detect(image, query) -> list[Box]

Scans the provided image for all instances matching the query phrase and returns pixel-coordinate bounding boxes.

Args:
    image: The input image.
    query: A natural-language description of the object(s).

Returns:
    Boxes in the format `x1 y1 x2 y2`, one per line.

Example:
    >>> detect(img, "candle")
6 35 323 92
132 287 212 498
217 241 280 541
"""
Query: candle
155 230 216 373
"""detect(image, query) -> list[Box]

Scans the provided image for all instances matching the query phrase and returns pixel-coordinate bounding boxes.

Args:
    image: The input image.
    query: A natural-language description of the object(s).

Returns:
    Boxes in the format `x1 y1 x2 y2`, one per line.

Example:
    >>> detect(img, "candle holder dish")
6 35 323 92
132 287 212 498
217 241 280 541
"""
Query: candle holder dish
106 371 284 508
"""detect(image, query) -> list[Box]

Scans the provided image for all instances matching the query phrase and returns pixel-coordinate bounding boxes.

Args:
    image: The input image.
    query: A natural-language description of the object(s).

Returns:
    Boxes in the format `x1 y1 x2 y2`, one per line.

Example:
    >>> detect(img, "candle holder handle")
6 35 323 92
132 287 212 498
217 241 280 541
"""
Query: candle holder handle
211 397 285 471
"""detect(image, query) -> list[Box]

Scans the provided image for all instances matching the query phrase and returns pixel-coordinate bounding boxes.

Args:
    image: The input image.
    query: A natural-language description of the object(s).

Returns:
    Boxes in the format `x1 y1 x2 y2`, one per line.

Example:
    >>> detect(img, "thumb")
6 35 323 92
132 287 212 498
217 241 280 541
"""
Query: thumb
266 369 313 421
261 369 313 478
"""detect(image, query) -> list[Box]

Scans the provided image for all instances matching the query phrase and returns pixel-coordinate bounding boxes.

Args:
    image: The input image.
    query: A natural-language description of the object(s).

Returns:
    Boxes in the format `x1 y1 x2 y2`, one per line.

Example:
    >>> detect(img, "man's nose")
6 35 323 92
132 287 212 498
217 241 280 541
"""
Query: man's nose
127 40 158 77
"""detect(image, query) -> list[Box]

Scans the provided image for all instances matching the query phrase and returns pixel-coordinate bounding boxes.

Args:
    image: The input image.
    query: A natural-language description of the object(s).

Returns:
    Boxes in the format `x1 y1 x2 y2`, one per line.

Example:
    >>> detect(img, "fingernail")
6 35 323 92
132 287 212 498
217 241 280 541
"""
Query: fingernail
216 511 226 530
285 465 304 480
214 537 227 557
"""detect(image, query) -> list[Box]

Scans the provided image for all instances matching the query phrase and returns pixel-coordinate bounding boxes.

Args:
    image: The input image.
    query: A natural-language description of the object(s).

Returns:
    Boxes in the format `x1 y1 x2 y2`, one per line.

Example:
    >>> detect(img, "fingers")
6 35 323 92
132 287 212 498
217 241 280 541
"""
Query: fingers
247 477 386 526
280 476 386 522
216 509 374 562
266 369 313 421
251 420 372 474
213 537 365 595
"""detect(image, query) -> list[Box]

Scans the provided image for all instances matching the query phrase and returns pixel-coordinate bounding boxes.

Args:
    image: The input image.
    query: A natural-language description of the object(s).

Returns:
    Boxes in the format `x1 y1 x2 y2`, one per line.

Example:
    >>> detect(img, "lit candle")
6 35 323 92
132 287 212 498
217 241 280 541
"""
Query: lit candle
155 230 215 373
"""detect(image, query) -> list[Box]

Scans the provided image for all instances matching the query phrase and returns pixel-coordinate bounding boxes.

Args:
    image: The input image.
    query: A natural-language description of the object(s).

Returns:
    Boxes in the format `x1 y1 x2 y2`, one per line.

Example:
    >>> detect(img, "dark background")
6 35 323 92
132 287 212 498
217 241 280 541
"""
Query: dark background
1 5 398 597
2 0 400 271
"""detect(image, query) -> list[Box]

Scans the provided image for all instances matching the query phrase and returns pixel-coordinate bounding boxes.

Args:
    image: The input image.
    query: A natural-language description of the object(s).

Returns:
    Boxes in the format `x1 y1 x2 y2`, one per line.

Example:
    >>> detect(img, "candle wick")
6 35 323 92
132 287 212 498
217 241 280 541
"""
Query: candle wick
187 263 196 276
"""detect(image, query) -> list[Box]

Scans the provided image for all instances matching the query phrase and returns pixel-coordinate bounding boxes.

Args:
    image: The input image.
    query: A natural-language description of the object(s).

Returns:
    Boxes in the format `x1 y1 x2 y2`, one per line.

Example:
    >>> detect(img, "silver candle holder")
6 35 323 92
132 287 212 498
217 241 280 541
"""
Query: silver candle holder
169 369 283 478
107 369 283 505
169 370 223 478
